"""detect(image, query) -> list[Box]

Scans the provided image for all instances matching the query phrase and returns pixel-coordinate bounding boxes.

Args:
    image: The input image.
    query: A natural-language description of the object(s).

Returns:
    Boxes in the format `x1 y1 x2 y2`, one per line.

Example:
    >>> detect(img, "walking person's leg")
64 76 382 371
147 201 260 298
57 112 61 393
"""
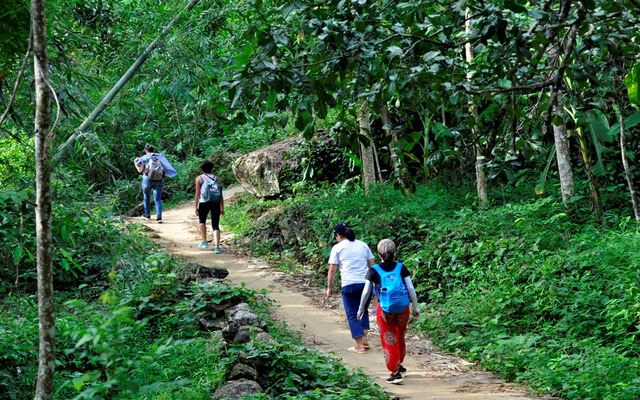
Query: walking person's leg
141 178 151 218
358 289 372 348
152 180 164 221
210 202 221 253
396 307 410 366
342 284 367 352
198 202 211 247
377 306 404 383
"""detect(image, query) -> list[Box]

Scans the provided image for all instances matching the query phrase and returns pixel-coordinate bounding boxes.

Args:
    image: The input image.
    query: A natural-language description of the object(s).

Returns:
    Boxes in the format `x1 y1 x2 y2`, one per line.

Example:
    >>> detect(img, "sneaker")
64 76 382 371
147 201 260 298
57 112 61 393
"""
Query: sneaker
386 372 403 384
213 247 221 254
398 365 407 373
198 242 208 248
142 214 150 220
157 218 163 223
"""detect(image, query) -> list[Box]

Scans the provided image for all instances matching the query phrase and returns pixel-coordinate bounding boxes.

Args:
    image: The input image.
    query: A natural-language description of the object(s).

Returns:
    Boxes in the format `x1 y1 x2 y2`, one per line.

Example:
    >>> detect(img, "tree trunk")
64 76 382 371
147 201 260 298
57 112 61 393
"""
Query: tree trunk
358 99 376 189
54 0 202 162
31 0 55 399
380 101 406 188
465 9 488 206
552 93 575 202
576 132 603 222
616 98 640 220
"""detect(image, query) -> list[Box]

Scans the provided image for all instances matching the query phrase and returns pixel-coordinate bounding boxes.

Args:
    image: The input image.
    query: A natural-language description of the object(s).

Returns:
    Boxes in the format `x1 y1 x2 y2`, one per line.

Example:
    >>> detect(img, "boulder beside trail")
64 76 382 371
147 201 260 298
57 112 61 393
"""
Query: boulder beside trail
232 136 298 198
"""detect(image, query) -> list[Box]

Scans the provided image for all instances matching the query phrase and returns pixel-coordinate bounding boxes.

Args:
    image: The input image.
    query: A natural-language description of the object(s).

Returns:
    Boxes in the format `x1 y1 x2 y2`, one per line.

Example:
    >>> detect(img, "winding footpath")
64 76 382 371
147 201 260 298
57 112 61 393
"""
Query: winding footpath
136 187 548 400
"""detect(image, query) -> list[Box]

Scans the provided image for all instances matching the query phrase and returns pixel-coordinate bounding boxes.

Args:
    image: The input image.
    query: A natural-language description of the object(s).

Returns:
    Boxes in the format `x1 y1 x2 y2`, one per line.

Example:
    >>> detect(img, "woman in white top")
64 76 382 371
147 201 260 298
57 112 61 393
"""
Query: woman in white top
327 222 375 353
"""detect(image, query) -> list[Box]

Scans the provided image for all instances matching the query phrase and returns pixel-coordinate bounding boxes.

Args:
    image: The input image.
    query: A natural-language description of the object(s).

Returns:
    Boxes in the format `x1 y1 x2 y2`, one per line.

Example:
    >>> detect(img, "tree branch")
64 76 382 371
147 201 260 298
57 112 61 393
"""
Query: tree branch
54 0 201 162
462 78 556 95
0 30 32 143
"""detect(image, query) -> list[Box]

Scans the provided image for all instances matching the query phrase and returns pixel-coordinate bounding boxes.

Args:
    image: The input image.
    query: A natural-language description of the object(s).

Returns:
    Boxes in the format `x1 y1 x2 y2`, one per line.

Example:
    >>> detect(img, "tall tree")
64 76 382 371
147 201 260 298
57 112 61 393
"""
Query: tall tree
465 8 488 206
31 0 55 398
358 100 377 189
551 92 575 202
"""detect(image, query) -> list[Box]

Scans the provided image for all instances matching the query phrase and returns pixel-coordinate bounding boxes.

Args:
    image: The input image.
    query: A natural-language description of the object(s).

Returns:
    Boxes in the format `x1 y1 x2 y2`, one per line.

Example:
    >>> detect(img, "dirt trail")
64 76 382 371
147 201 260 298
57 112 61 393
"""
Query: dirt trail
137 187 544 400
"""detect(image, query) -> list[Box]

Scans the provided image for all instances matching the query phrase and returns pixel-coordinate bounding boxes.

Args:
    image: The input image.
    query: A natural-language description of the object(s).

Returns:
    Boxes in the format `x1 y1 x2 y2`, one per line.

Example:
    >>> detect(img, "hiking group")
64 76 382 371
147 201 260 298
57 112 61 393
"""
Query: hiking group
134 144 224 253
134 147 419 384
327 222 420 385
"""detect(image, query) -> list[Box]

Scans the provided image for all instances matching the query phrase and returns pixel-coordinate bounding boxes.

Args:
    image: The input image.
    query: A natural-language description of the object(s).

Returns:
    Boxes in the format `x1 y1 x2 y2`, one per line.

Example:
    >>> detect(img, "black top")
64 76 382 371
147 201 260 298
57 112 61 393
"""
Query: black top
365 261 411 286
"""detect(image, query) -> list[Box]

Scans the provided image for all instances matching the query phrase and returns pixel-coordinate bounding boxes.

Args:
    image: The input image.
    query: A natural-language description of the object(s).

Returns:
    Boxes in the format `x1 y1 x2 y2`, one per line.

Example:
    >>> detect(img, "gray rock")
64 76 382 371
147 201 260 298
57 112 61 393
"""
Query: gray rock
233 326 265 344
191 263 229 280
229 363 258 381
209 298 242 315
211 378 263 400
225 303 251 315
253 332 277 345
199 317 224 331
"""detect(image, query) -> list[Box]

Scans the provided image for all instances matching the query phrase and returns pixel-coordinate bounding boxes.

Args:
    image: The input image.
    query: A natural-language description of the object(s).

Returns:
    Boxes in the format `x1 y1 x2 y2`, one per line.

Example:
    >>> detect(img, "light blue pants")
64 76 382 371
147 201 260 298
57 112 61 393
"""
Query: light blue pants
141 177 163 218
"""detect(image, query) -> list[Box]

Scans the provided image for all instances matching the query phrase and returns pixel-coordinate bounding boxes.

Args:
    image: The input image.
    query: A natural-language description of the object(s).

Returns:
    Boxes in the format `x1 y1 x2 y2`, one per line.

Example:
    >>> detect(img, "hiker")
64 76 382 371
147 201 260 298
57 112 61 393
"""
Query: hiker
327 221 375 354
194 160 225 253
134 143 177 223
357 239 420 385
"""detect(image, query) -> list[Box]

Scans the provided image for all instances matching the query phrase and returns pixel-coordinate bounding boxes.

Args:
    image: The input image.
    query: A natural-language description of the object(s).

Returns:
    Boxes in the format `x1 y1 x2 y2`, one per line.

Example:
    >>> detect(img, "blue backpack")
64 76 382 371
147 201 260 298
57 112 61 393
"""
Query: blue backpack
200 174 222 203
372 262 410 313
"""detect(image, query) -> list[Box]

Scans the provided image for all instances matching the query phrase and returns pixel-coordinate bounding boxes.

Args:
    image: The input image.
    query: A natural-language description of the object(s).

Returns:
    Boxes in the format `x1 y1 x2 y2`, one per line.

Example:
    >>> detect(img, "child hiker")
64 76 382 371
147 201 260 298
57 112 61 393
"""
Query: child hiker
357 239 420 384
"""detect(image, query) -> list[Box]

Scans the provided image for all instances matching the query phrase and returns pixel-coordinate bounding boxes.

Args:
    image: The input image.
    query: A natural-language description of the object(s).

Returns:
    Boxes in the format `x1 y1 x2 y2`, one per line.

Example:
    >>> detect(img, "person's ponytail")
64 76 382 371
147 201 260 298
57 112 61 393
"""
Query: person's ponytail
380 251 394 264
343 227 356 241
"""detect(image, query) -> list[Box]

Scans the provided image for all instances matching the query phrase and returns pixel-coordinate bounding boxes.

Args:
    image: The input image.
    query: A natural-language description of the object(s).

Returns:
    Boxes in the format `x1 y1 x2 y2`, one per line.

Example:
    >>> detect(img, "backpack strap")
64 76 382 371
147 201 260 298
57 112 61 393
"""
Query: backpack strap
201 174 217 183
393 262 402 273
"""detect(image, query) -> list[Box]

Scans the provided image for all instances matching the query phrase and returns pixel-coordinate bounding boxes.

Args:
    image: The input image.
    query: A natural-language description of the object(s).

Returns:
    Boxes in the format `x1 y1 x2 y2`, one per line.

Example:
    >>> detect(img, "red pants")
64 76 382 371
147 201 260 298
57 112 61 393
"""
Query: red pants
376 304 410 373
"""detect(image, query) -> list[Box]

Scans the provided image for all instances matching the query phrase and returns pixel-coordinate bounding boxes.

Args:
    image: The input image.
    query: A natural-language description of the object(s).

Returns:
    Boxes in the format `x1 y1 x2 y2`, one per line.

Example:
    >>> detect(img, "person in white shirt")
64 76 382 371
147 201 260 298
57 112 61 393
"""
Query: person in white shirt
133 143 178 223
327 222 375 353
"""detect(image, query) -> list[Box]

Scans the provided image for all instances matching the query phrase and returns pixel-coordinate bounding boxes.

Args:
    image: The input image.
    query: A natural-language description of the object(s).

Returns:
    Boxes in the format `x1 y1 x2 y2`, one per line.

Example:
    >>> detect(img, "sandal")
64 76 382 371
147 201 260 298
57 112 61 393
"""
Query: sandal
363 342 370 349
348 346 366 354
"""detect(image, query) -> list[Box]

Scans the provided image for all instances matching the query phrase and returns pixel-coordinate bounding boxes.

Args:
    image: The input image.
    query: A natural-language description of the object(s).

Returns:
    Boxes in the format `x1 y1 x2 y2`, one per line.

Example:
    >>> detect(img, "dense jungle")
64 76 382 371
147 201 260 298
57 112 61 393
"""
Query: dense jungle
1 0 640 399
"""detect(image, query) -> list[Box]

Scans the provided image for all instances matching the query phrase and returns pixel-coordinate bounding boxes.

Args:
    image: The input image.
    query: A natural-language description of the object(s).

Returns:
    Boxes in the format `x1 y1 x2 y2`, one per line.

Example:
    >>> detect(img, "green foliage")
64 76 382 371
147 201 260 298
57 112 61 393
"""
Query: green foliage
279 134 359 195
220 340 389 400
0 0 29 70
626 63 639 105
229 179 640 399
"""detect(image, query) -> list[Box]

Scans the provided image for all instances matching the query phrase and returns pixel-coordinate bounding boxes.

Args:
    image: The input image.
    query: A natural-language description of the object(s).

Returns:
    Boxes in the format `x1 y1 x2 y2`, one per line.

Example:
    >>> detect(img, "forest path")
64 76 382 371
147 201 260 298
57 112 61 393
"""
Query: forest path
136 187 542 400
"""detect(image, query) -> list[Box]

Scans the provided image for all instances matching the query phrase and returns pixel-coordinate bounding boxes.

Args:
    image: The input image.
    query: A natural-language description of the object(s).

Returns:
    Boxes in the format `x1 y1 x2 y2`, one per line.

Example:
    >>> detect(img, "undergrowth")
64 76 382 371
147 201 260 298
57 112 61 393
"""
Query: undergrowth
225 180 640 400
0 191 389 400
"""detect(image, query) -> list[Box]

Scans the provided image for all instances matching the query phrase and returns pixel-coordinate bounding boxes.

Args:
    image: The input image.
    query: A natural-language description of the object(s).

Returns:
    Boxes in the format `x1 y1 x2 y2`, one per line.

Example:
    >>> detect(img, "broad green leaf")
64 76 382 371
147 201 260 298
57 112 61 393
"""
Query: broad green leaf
314 99 328 119
13 247 22 265
529 10 550 21
236 44 254 69
267 90 277 111
625 63 639 105
75 333 94 348
586 109 612 143
61 225 73 246
278 113 289 128
498 78 512 89
607 110 640 137
535 145 556 195
504 0 528 13
387 46 403 57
